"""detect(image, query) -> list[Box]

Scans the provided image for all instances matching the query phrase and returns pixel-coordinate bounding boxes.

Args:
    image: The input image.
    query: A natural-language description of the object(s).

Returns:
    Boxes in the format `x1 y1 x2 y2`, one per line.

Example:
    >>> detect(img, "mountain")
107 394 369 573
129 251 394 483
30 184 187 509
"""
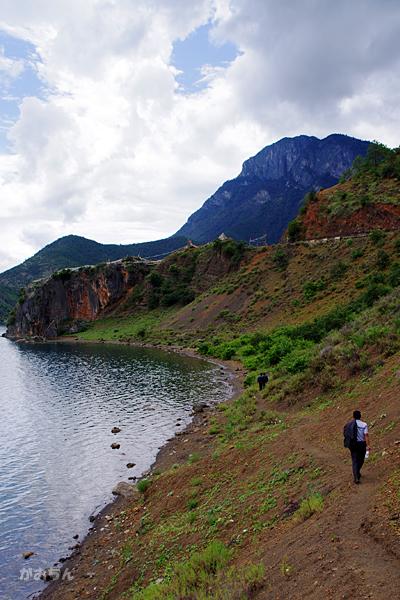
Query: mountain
0 133 370 323
0 235 189 323
8 144 400 599
175 134 370 243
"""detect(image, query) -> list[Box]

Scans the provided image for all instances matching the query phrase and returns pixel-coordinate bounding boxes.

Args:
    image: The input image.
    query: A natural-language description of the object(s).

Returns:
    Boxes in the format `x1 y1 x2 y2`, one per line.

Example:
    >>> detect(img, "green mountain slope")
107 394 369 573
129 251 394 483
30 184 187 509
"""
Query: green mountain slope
27 148 400 599
0 235 189 323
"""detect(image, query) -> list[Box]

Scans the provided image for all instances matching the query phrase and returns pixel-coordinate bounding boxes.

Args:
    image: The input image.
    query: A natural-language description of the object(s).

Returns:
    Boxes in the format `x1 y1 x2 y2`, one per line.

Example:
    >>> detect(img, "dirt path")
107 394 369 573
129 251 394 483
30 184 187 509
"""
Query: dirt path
255 413 400 599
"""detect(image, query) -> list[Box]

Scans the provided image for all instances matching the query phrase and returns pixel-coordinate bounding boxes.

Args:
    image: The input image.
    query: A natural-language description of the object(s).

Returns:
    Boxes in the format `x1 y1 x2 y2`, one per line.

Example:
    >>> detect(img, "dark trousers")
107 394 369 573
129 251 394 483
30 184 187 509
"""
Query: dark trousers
350 441 366 481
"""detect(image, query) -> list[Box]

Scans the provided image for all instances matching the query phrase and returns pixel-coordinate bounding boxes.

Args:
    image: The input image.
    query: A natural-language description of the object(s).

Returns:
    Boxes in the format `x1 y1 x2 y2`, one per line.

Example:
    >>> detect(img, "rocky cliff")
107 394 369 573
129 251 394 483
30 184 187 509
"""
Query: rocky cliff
295 145 400 239
6 259 150 339
6 241 247 339
175 134 369 243
0 235 189 324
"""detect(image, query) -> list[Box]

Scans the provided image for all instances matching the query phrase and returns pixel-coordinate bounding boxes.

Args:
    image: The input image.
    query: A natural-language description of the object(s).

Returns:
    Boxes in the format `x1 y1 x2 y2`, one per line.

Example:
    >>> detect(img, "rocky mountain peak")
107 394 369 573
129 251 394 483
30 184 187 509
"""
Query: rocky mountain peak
175 133 369 243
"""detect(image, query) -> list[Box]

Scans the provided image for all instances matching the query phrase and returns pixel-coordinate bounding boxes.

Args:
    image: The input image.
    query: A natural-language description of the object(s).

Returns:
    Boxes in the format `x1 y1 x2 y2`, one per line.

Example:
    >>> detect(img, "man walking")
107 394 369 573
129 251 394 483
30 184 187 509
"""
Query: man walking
257 372 269 391
344 410 371 484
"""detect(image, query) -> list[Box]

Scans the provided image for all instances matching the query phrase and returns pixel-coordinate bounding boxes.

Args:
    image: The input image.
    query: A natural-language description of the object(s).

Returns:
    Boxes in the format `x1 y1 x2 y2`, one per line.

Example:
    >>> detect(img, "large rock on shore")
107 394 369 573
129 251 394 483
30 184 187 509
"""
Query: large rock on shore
112 482 139 499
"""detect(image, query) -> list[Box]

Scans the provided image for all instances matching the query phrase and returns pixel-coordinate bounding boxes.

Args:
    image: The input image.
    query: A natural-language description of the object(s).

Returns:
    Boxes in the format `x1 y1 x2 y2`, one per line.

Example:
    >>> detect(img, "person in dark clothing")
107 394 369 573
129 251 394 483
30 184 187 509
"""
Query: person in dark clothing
257 373 264 391
347 410 371 484
257 372 269 391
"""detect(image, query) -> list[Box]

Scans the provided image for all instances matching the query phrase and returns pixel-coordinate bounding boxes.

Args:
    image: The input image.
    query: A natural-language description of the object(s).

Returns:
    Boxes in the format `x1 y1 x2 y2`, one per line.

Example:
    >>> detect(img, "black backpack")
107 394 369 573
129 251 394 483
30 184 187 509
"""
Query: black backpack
343 419 357 449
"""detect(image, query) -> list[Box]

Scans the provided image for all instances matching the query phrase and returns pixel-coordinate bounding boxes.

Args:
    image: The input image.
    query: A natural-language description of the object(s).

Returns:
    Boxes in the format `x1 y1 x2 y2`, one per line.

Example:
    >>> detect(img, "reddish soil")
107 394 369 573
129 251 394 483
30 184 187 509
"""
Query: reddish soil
38 355 400 600
303 201 400 240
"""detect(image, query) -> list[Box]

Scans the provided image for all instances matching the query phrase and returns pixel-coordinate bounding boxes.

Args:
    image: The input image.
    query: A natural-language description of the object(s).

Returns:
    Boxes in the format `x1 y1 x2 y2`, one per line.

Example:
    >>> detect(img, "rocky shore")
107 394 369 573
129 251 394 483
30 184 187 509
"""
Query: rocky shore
36 345 244 599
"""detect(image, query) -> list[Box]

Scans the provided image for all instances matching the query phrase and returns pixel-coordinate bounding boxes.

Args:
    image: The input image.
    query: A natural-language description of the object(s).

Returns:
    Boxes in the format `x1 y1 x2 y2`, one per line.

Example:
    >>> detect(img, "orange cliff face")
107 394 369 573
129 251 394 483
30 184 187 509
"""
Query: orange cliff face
5 242 249 340
6 261 149 339
300 182 400 240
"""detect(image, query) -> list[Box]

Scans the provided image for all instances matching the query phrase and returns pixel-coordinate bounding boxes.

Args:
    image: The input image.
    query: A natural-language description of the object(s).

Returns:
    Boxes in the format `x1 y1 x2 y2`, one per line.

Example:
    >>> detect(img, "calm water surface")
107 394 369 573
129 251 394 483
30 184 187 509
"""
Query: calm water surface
0 329 232 599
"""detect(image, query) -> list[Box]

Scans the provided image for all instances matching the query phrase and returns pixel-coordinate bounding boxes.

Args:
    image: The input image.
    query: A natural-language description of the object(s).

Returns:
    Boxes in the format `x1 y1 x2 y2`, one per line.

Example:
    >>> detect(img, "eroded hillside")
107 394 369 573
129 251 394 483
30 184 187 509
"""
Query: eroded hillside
9 143 400 599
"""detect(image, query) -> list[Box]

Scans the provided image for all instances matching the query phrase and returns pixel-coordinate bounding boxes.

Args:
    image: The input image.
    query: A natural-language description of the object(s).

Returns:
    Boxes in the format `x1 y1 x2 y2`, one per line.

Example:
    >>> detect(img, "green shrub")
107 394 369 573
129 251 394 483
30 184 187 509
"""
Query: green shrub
187 498 199 510
273 248 289 271
121 543 133 563
190 476 202 487
295 493 324 521
131 543 265 599
357 283 391 308
351 248 364 260
376 249 390 270
359 194 371 207
215 239 247 264
287 219 303 242
197 342 210 355
239 344 257 357
330 261 348 280
278 345 314 374
131 541 232 599
148 290 161 309
388 262 400 287
217 309 239 322
352 325 390 348
137 479 151 494
369 229 386 246
148 271 163 287
303 278 326 301
53 268 72 281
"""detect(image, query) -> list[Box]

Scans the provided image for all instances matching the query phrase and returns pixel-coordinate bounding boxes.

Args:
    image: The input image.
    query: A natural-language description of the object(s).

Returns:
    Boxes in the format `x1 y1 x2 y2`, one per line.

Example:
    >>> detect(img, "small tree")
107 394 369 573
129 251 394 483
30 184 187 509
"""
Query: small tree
287 219 303 242
273 248 289 271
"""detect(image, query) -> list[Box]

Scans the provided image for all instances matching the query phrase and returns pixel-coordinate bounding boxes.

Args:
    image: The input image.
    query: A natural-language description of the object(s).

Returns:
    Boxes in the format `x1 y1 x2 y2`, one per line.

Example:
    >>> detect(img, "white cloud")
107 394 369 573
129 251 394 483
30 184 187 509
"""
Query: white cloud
0 47 25 80
0 0 400 271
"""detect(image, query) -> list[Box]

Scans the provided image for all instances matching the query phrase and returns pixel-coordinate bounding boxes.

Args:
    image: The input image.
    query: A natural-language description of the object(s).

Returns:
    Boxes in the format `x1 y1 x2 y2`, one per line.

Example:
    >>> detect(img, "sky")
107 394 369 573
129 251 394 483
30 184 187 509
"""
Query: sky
0 0 400 272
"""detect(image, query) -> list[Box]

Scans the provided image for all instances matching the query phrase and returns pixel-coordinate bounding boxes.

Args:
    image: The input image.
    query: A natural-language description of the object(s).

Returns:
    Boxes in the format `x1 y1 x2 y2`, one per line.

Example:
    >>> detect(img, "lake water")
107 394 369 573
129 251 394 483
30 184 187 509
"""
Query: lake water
0 329 232 599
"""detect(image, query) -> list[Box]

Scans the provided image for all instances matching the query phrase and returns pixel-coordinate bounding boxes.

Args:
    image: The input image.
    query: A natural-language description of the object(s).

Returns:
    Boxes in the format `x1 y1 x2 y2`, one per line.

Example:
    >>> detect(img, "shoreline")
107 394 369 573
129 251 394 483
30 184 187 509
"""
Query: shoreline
35 338 244 599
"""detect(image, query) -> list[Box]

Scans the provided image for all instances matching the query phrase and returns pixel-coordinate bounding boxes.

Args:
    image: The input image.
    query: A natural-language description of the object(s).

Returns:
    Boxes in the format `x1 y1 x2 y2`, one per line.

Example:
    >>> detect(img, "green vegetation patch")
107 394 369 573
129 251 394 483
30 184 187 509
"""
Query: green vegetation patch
76 311 170 341
130 541 264 599
294 493 324 522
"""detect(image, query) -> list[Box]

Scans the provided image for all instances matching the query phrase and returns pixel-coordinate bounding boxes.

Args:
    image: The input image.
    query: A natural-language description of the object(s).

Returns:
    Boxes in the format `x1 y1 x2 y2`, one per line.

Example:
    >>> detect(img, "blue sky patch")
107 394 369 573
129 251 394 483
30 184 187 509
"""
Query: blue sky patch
0 30 47 151
171 22 238 93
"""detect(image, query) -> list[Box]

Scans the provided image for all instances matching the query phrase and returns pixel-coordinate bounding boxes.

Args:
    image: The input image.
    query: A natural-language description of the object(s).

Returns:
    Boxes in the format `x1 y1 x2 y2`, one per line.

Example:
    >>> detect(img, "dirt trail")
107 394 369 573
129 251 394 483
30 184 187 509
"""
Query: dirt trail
255 413 400 599
38 366 399 600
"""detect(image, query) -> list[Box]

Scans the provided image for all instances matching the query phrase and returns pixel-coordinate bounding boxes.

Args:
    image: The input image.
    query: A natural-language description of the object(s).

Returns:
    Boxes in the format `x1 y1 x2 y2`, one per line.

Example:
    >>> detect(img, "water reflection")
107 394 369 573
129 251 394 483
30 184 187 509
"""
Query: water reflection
0 332 231 599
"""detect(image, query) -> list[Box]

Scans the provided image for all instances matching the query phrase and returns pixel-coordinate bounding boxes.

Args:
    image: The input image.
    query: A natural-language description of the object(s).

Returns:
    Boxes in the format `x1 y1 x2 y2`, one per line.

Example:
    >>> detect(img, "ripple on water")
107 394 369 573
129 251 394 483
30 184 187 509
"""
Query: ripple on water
0 332 232 599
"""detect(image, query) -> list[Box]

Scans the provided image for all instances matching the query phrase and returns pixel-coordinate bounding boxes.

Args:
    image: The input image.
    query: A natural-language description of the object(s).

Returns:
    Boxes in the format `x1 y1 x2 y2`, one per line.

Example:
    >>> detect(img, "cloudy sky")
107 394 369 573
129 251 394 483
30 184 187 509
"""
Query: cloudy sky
0 0 399 271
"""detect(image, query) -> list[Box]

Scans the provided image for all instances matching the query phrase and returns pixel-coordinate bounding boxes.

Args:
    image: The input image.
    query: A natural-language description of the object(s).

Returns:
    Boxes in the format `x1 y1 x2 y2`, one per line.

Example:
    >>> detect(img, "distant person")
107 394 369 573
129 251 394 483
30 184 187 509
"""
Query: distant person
343 410 371 484
257 372 269 391
257 373 264 391
262 372 269 388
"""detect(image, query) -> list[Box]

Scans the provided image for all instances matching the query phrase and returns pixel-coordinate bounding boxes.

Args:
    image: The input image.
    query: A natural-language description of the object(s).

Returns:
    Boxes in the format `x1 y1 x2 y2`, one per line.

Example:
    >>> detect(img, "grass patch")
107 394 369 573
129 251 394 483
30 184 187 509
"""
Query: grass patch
76 311 170 341
137 479 151 494
295 493 324 522
130 541 264 599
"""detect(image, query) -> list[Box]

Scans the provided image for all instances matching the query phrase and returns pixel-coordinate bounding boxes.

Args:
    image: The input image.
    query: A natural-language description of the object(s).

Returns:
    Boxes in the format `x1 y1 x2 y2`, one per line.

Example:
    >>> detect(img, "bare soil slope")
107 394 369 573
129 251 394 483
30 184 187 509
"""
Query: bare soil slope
41 351 400 600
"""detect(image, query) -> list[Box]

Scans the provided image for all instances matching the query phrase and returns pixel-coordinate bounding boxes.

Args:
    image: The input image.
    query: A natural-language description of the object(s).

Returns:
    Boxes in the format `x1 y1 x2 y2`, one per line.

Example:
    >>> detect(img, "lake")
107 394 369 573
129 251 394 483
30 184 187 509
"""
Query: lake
0 329 232 599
